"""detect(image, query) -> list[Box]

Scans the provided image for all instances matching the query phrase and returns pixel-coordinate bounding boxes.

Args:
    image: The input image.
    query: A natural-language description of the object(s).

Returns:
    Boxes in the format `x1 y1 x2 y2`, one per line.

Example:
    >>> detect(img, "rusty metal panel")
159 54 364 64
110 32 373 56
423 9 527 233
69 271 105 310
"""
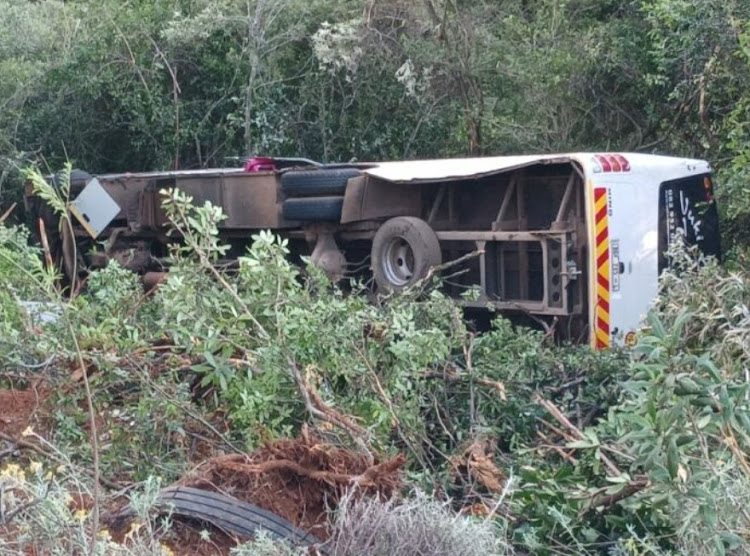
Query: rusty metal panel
175 176 225 208
138 184 167 229
341 176 420 223
222 173 283 229
134 173 285 230
98 176 151 224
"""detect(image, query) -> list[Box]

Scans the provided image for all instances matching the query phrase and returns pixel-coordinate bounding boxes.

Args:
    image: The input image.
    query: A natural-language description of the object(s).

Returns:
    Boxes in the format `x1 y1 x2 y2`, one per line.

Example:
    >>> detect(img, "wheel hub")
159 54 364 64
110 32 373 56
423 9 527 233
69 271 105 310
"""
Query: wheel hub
383 237 415 286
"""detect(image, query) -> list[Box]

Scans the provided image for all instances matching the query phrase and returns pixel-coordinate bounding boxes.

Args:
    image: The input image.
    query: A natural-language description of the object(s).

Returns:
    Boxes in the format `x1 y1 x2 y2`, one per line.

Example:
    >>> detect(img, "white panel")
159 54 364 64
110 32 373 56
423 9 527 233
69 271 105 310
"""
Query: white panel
69 178 121 238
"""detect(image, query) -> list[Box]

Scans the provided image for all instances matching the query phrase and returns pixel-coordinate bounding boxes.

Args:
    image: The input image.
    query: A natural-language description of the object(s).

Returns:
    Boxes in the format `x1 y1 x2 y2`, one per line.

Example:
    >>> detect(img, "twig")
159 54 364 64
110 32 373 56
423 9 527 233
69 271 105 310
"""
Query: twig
536 417 577 443
0 202 17 224
132 364 245 454
536 431 578 465
425 249 484 281
37 218 55 273
1 481 49 525
584 477 649 511
535 395 622 477
0 432 123 491
422 367 507 401
353 345 431 470
722 425 750 480
288 359 373 461
552 376 586 394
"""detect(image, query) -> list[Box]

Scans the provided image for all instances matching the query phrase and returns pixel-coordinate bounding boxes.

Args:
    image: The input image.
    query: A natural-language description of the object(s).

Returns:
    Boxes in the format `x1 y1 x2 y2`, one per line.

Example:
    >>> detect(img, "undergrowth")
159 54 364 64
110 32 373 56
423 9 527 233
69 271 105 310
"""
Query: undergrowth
1 167 748 554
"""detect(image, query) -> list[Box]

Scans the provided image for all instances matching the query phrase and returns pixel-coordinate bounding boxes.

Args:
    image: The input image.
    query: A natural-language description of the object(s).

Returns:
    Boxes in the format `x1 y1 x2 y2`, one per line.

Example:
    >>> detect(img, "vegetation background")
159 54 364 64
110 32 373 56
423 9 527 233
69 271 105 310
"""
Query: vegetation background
1 1 750 555
0 0 749 247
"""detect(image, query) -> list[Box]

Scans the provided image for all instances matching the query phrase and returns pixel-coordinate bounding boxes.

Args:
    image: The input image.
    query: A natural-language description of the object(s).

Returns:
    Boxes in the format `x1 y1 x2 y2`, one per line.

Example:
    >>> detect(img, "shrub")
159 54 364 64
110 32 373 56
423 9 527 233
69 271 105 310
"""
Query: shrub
325 489 511 556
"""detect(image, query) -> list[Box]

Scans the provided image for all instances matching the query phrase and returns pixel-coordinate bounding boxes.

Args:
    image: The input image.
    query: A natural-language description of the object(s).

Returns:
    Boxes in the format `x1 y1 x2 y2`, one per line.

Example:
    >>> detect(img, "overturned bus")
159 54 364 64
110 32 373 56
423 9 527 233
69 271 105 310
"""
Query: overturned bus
24 153 721 349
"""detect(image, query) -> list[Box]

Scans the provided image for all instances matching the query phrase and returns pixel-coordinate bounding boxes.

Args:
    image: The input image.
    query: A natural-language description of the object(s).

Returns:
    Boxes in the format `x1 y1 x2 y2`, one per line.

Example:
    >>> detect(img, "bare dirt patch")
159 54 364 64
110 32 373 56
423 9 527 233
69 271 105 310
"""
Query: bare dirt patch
0 386 47 439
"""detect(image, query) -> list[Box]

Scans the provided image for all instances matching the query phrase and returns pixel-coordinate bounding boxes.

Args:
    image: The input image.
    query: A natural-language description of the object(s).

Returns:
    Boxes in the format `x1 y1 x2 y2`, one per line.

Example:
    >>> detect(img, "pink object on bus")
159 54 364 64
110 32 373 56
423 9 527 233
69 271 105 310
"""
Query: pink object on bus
244 157 277 173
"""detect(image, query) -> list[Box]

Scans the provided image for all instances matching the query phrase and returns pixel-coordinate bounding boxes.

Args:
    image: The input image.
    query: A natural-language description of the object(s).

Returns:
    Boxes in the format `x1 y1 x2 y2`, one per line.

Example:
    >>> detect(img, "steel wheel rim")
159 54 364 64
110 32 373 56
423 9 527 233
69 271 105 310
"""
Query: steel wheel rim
382 236 415 286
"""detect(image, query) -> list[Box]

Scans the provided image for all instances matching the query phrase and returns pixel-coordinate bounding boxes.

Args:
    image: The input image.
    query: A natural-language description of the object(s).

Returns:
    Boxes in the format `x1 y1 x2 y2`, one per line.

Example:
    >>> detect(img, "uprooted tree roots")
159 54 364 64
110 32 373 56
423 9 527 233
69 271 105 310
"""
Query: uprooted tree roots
171 432 405 540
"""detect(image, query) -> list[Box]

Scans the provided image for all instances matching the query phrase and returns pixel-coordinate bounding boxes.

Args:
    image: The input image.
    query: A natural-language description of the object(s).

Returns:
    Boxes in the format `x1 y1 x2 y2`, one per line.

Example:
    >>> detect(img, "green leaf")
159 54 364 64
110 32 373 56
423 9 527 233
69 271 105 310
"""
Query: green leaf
604 483 627 496
713 536 726 556
666 437 679 480
565 439 597 449
719 533 743 549
647 312 667 341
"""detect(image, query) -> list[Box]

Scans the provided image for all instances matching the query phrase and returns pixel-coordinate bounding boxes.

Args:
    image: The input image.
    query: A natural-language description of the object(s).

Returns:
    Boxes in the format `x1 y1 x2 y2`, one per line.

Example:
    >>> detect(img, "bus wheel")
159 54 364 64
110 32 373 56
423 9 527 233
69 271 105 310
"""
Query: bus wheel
371 216 441 291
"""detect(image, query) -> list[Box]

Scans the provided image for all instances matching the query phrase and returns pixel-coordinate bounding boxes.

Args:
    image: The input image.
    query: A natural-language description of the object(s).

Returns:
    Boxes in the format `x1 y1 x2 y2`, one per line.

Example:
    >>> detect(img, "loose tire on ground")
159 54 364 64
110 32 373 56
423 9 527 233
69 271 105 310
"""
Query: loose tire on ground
371 216 442 291
282 196 344 221
112 486 325 549
281 168 361 197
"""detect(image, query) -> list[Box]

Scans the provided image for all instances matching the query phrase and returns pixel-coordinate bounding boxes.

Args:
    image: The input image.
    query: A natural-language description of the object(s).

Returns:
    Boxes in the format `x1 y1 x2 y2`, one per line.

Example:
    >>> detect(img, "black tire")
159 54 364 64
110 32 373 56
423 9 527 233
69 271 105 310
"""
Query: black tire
282 196 343 221
106 486 325 548
371 216 442 291
281 168 361 197
50 169 92 188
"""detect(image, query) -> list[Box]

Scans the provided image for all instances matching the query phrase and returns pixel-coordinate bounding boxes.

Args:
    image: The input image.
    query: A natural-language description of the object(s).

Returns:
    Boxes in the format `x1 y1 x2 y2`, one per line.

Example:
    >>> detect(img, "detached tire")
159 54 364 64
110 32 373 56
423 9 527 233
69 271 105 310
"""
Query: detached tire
281 168 361 197
282 196 344 221
371 217 441 291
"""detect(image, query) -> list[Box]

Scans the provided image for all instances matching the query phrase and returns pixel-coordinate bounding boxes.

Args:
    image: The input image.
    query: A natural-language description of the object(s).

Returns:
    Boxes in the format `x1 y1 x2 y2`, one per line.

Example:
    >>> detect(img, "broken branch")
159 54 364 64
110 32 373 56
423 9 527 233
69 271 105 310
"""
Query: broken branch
535 396 623 477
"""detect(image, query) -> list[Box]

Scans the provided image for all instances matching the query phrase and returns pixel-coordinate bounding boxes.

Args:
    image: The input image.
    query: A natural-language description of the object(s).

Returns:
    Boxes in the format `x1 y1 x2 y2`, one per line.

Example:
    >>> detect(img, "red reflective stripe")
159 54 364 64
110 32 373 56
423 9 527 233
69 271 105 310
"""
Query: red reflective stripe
597 249 609 269
598 276 609 291
596 227 608 247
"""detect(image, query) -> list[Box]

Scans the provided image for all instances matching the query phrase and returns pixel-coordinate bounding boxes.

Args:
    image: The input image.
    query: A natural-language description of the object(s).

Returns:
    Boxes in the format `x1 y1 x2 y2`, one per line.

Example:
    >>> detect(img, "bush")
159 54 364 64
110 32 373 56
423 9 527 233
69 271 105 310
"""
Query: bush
325 489 511 556
4 180 750 555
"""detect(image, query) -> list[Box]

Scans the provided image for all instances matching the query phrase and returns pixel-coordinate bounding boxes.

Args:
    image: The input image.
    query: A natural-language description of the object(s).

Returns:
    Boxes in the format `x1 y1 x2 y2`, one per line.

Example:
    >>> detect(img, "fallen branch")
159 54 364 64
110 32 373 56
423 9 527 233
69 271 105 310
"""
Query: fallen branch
0 431 124 491
0 202 16 224
37 218 54 272
288 358 373 461
535 431 578 466
535 396 622 477
423 368 506 400
584 477 649 511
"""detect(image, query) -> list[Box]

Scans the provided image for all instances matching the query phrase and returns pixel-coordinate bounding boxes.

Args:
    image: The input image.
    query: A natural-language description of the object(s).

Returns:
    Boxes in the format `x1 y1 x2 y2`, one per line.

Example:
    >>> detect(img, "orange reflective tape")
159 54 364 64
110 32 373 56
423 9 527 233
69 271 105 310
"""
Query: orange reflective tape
593 187 610 349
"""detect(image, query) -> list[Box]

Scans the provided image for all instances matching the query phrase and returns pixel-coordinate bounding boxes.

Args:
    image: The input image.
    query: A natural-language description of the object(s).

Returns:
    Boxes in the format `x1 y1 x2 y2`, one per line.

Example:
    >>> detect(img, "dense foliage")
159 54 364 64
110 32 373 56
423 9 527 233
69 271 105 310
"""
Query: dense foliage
0 0 749 248
2 183 749 553
2 0 750 554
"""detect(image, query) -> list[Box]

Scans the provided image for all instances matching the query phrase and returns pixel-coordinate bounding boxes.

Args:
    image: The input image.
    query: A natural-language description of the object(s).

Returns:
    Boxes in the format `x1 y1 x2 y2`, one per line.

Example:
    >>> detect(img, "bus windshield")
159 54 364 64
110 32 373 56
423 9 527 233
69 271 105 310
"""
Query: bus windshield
658 173 721 272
